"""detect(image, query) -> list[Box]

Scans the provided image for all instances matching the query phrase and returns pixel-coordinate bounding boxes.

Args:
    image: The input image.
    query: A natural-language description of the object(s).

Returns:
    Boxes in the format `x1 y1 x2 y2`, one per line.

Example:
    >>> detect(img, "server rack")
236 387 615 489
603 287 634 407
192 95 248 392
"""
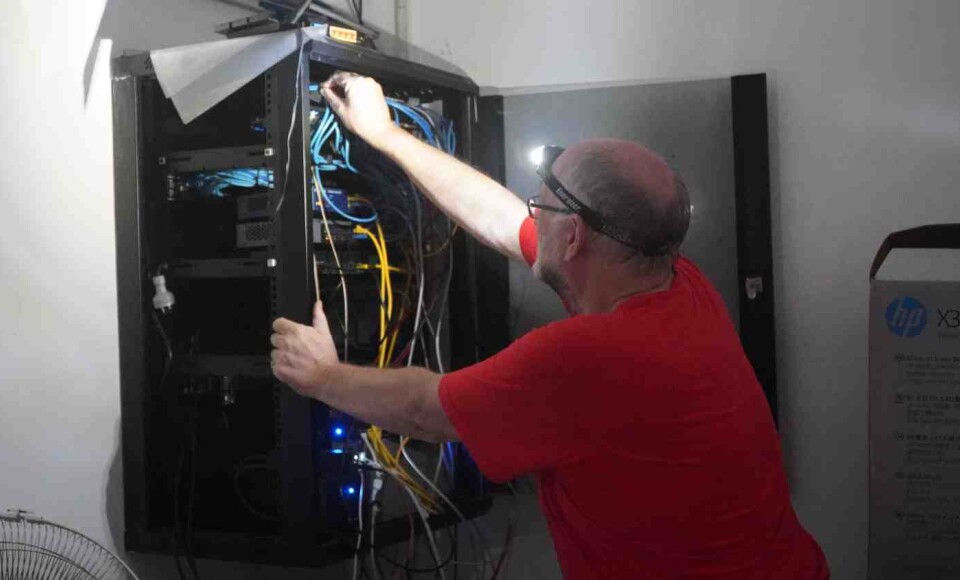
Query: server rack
112 20 505 567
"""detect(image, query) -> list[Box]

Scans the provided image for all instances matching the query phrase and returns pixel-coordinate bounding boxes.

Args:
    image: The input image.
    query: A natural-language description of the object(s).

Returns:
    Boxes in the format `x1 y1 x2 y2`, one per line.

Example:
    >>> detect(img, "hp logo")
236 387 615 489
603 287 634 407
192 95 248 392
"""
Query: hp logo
885 296 927 338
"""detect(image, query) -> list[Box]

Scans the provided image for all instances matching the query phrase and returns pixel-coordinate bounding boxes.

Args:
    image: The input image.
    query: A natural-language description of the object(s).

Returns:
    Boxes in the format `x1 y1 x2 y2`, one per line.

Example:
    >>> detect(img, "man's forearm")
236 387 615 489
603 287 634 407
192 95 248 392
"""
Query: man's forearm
314 363 456 443
372 127 527 262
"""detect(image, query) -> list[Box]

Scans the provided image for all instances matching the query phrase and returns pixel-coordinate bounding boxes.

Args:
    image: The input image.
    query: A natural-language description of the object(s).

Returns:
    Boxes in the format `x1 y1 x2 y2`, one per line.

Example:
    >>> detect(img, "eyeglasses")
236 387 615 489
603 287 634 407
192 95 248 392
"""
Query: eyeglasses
527 195 574 219
533 145 638 251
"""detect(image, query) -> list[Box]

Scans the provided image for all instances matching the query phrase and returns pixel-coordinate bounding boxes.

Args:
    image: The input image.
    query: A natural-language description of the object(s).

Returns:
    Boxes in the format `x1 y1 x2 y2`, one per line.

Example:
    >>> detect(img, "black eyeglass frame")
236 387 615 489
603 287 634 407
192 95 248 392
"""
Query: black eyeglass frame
534 145 639 251
526 195 573 219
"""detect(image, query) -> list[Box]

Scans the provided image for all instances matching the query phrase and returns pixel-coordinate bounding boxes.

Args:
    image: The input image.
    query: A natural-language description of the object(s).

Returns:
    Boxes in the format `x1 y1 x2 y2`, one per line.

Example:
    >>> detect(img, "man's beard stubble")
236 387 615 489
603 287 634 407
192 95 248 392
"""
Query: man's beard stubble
535 258 574 313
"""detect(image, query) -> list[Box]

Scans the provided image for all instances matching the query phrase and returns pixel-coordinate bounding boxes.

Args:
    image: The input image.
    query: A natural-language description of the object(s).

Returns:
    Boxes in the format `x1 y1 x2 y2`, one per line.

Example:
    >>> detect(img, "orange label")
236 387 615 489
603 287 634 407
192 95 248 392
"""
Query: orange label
328 26 359 44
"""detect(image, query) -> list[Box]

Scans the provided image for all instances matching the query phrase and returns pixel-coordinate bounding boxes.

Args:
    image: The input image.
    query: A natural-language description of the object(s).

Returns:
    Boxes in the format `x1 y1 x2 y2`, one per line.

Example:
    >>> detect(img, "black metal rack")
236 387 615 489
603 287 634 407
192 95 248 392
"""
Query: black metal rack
112 26 504 567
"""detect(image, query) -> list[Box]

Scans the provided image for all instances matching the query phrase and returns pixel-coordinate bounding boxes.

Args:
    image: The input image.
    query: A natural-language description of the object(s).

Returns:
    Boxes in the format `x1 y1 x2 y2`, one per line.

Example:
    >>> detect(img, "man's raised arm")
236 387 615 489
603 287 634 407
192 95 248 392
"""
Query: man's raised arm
321 72 528 263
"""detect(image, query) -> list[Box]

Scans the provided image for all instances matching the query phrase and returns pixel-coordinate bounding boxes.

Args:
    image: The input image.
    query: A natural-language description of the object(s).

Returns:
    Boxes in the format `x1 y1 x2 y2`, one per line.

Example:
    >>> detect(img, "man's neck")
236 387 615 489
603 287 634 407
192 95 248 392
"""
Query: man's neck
571 265 675 315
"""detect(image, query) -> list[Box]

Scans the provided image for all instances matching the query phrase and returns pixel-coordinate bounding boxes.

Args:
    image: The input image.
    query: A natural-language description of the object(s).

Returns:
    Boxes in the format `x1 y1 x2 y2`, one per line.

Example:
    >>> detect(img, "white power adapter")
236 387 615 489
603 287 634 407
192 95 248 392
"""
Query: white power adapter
152 275 176 312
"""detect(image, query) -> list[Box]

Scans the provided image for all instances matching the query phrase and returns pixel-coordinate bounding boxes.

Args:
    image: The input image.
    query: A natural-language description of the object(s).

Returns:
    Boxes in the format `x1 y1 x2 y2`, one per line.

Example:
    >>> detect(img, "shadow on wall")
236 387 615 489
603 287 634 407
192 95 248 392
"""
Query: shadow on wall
82 0 109 106
83 0 258 105
105 420 124 554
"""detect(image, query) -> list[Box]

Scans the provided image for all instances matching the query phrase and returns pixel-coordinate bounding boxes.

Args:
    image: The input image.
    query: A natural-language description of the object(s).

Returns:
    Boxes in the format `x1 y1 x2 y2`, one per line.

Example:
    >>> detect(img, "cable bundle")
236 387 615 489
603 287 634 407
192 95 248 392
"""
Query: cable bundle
311 98 456 184
186 168 273 197
386 99 456 155
308 94 499 578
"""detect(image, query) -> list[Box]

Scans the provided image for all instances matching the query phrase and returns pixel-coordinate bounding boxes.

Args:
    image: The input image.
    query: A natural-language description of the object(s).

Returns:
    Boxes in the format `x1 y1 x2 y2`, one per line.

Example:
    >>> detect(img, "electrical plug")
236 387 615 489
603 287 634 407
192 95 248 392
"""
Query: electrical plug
371 469 385 503
152 275 175 313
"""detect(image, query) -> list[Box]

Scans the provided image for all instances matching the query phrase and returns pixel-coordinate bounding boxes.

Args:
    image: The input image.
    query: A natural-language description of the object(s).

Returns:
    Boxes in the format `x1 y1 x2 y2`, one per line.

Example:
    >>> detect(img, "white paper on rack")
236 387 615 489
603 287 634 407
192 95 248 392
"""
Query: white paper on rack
150 28 327 125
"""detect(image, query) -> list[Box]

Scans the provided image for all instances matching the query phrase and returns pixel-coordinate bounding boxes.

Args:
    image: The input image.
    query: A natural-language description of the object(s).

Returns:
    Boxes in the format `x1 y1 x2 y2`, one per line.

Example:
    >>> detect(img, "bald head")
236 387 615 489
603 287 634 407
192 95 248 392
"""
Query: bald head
552 138 691 260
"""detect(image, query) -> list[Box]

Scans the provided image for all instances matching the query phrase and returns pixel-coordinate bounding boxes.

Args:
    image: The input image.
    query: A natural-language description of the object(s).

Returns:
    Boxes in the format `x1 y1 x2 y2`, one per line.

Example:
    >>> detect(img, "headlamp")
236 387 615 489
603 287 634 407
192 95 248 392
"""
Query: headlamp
533 145 647 252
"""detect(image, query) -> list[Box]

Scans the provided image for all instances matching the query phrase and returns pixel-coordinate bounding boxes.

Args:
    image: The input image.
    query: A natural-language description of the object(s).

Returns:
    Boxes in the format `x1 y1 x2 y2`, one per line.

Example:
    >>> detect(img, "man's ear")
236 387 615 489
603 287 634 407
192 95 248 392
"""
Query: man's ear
563 215 588 262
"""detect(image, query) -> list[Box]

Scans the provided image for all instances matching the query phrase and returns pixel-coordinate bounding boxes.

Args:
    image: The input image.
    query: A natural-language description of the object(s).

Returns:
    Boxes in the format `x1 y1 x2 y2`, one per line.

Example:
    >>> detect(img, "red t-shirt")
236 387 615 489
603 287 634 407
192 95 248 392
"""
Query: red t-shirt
438 218 828 579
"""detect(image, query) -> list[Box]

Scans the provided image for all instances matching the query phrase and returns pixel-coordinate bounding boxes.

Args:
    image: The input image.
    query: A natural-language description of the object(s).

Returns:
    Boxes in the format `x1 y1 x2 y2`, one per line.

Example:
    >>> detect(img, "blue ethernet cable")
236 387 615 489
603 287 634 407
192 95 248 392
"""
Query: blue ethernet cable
310 100 458 187
386 100 438 147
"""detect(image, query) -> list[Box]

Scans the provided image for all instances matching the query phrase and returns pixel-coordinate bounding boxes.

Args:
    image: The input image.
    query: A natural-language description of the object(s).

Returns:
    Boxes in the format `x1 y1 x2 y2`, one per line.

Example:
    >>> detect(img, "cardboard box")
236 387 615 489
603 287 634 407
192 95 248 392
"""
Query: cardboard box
869 225 960 579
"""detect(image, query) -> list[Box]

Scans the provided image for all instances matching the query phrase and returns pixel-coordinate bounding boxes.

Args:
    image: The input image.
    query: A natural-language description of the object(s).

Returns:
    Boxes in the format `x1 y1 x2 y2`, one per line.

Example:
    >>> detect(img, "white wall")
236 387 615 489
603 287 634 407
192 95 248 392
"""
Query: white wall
0 0 119 547
408 1 960 578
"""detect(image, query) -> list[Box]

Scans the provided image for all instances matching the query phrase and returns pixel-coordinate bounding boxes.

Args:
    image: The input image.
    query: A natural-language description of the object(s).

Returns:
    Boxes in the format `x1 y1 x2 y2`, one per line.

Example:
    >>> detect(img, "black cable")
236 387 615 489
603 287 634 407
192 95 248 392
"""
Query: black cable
339 261 420 356
378 205 417 244
153 306 185 573
359 564 371 580
290 0 313 24
184 397 202 579
170 391 206 579
489 520 514 580
233 464 283 522
151 309 174 386
171 434 188 580
373 519 457 574
452 524 458 580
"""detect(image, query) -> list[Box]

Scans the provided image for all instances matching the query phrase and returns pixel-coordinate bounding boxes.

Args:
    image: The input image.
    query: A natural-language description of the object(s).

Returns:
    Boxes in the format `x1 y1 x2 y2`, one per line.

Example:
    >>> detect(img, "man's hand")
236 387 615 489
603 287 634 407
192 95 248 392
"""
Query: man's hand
271 301 339 398
322 72 528 265
321 71 398 148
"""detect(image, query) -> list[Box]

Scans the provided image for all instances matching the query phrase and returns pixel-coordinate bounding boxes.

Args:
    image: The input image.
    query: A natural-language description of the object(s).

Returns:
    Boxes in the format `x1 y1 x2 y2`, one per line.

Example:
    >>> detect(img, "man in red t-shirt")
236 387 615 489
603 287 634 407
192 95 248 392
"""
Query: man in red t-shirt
271 72 829 578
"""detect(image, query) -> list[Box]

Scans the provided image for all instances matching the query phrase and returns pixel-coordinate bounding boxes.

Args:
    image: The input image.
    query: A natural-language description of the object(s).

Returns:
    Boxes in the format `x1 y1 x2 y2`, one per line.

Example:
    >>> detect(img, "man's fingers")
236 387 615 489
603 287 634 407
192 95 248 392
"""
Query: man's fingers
272 361 290 384
325 70 358 87
271 348 291 365
270 333 285 349
321 84 345 113
322 71 358 110
272 317 299 333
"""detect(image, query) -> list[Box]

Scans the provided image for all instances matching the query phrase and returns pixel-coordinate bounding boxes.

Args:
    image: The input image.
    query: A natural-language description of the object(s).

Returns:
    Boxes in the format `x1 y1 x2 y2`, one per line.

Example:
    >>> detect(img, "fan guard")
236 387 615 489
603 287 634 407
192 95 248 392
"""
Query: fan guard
0 509 139 580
